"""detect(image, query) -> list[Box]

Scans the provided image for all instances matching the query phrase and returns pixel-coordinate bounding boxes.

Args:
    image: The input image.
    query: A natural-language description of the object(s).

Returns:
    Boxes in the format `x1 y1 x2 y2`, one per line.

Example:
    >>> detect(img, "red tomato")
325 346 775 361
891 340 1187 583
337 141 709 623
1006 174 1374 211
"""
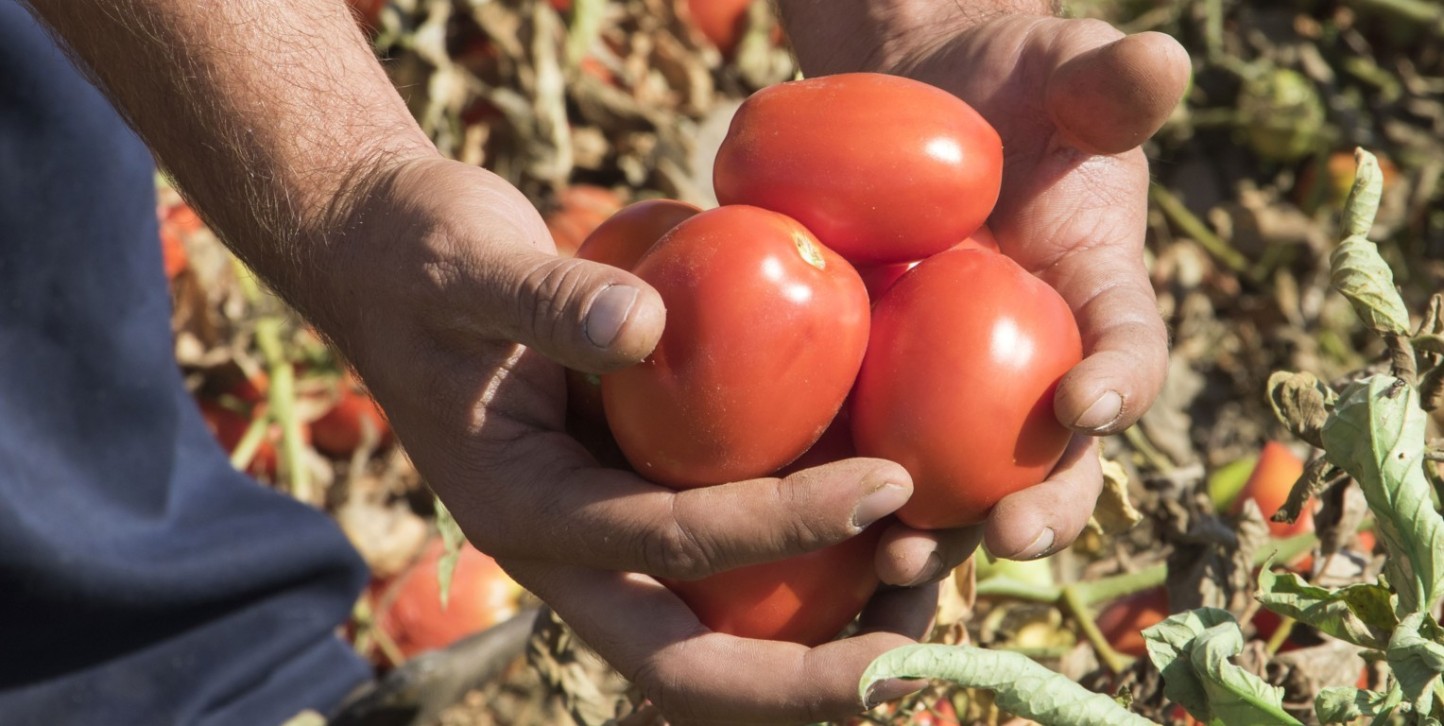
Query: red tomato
685 0 753 56
312 372 393 457
1095 588 1168 658
1231 441 1311 538
714 73 1003 266
567 199 702 426
851 249 1081 529
544 185 625 257
856 226 1000 299
602 205 870 488
373 539 524 663
661 524 883 645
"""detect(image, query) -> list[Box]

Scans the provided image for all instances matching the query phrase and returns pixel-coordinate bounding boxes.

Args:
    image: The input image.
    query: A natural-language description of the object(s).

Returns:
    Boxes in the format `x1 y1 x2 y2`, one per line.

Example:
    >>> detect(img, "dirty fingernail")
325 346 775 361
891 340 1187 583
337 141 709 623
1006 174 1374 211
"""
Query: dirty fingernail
584 285 638 348
853 481 910 530
1073 390 1122 431
863 678 924 710
906 552 945 587
1015 528 1056 560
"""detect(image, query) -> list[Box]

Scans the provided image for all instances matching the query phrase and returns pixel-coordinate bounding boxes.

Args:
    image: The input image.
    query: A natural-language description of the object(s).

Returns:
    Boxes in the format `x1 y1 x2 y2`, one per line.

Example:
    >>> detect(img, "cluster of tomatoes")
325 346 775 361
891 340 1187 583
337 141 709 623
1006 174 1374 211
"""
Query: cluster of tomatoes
567 72 1084 645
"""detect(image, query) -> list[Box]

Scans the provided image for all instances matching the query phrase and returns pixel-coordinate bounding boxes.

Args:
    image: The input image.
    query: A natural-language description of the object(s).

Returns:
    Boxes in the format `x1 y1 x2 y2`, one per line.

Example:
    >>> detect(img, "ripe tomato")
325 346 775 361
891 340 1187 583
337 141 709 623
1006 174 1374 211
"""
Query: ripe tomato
312 372 393 458
567 199 702 427
197 378 310 479
1095 588 1168 658
602 205 870 488
372 539 524 663
856 226 999 299
685 0 753 56
851 249 1081 529
544 185 625 257
714 73 1002 265
661 524 883 645
1231 441 1310 538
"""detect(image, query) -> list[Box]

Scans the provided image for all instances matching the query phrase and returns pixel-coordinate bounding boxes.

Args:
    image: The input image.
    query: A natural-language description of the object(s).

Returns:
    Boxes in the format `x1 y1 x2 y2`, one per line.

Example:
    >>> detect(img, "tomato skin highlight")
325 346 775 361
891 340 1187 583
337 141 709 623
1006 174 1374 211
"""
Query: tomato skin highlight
851 249 1082 529
602 205 870 488
661 524 884 645
714 73 1003 266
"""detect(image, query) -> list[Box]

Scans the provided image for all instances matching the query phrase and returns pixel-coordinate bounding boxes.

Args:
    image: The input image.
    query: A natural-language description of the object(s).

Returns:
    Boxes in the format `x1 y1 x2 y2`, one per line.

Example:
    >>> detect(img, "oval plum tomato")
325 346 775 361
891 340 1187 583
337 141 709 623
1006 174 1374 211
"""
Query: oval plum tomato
856 226 999 299
1230 441 1310 538
602 205 870 488
373 539 524 663
312 372 393 458
566 199 702 427
851 249 1082 529
544 185 624 257
685 0 753 56
714 73 1003 266
661 524 883 645
1095 588 1168 658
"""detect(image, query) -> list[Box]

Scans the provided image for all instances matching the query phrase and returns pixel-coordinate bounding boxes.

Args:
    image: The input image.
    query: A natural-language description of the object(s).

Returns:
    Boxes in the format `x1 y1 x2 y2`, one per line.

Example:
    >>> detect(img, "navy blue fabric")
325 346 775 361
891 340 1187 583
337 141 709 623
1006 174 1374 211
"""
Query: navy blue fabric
0 3 371 723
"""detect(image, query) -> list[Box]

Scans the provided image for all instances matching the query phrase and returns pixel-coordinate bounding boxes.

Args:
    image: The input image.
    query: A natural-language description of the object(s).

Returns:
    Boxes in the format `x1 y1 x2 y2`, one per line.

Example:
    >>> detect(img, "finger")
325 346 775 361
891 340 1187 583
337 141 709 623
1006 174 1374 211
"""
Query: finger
372 164 668 374
875 524 983 587
856 582 942 641
506 561 925 725
983 436 1101 560
476 244 668 374
1045 29 1192 155
448 438 914 579
1041 235 1169 433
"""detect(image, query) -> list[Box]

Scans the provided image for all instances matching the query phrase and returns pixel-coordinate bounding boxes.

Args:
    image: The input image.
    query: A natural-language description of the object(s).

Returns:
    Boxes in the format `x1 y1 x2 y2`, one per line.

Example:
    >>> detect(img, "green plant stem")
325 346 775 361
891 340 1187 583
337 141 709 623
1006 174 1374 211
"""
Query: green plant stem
256 317 310 502
1264 616 1296 655
1124 425 1177 475
1345 0 1444 35
230 408 269 472
1062 585 1133 675
1150 183 1252 276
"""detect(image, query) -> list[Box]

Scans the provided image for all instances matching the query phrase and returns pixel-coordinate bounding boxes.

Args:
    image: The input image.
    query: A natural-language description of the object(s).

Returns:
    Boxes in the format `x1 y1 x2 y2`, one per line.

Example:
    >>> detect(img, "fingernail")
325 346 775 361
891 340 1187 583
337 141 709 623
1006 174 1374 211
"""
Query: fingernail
852 481 910 530
863 678 923 710
584 285 638 348
1015 528 1055 560
905 552 945 587
1073 391 1122 432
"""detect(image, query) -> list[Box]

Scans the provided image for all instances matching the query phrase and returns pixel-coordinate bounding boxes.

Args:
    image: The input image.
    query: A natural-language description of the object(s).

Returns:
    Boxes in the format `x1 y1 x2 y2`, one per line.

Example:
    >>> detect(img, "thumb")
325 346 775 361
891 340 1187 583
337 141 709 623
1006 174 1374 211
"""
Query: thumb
1044 28 1192 156
481 246 667 373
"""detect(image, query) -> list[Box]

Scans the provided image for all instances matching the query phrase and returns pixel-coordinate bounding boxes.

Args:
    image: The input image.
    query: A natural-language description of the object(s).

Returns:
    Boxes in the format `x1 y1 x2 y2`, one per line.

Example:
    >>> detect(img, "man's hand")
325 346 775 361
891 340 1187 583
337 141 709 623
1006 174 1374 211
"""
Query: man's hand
781 1 1191 567
24 1 942 720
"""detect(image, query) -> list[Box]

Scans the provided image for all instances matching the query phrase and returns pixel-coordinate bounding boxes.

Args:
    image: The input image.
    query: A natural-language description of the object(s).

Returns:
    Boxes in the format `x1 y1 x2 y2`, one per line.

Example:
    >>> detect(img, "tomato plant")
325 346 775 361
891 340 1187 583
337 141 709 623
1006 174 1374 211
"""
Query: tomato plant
661 524 884 645
602 205 870 487
371 539 524 664
851 249 1081 529
714 73 1002 265
311 372 392 458
196 375 309 479
1229 441 1311 538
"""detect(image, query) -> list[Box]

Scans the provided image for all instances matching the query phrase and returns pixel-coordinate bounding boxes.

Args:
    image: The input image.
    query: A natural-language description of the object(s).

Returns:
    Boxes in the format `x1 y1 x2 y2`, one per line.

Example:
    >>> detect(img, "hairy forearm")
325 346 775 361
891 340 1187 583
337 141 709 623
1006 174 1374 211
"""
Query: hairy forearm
777 0 1059 75
23 0 434 308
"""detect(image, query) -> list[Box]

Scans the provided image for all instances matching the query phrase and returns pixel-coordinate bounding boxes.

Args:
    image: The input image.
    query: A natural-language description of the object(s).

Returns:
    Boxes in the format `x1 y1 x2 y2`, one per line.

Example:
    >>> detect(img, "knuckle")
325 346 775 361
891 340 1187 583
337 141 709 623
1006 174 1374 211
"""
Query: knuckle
514 258 592 349
639 498 719 580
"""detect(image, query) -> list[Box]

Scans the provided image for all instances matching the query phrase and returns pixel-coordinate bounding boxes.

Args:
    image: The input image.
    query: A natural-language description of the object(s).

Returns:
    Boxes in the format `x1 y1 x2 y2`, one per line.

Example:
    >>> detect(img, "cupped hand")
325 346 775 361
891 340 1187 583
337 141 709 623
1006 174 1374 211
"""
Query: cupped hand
786 12 1190 575
317 155 935 721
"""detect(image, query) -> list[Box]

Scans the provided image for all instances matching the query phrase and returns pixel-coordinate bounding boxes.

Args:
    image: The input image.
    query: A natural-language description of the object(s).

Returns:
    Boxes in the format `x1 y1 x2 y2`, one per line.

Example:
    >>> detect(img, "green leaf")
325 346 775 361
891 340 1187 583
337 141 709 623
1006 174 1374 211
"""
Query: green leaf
1314 683 1402 724
1387 613 1444 717
859 645 1155 726
1256 567 1397 649
1322 376 1444 614
1329 149 1411 337
564 0 607 68
434 495 465 608
1143 609 1303 725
